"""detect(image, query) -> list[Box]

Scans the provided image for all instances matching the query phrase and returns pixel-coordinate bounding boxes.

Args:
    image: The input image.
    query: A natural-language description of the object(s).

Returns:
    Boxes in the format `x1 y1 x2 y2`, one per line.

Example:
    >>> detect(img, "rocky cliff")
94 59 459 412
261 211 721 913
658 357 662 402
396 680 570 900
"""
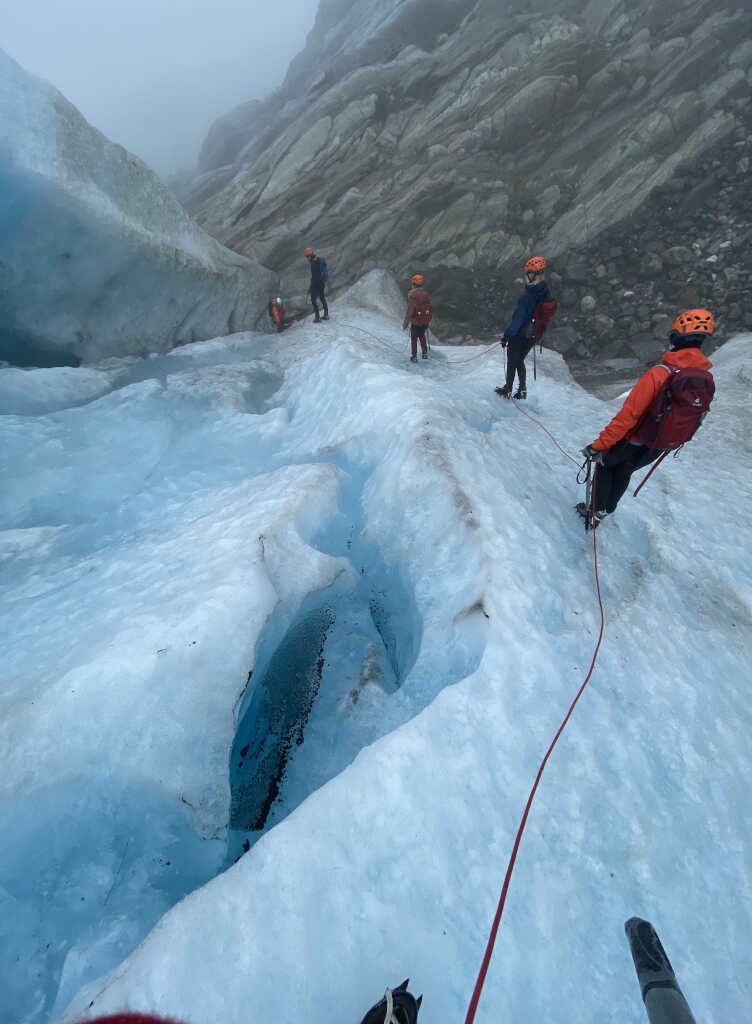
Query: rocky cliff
0 49 277 367
184 0 752 370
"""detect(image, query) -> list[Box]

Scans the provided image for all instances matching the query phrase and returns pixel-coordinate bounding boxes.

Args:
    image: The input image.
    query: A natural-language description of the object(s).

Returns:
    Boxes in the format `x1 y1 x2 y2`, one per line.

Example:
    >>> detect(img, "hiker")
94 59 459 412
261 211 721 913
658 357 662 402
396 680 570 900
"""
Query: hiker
577 308 715 528
267 296 289 333
497 256 552 399
304 246 329 322
402 273 432 362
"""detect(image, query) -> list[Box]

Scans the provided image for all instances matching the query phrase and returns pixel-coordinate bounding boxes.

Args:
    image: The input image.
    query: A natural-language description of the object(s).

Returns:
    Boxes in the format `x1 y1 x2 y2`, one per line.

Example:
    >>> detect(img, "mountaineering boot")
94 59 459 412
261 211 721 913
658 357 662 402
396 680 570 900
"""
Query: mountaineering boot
513 388 527 400
575 502 609 529
495 385 512 399
410 355 418 363
313 313 321 323
421 351 428 359
322 312 330 320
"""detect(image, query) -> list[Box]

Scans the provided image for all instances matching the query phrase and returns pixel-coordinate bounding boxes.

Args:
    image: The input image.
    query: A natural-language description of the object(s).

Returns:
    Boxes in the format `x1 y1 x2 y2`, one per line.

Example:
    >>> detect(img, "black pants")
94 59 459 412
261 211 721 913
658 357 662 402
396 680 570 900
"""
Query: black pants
506 336 533 391
594 441 662 514
311 283 328 317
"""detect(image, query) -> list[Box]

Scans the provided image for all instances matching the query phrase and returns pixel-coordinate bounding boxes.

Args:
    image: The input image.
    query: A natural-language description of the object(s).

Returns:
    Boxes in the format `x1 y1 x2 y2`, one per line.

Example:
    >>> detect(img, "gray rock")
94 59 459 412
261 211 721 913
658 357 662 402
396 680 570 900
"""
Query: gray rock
663 246 694 265
177 0 752 364
581 295 597 312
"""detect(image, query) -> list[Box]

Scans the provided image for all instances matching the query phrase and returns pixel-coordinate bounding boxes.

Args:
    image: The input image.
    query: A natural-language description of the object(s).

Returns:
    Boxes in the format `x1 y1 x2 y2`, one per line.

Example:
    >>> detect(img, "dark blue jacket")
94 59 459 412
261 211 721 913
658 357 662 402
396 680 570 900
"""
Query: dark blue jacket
309 256 328 287
503 280 551 342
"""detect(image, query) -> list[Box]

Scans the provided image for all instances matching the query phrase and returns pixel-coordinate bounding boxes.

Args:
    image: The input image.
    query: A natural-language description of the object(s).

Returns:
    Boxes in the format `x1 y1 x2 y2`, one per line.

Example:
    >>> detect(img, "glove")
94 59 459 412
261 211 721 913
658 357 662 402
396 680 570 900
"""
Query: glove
581 445 605 465
500 338 508 349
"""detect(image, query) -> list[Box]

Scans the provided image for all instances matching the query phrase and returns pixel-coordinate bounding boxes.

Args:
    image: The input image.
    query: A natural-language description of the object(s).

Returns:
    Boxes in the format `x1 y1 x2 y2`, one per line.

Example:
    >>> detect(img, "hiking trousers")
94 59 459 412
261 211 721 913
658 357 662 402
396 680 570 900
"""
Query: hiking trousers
594 441 662 513
410 325 428 357
505 336 533 391
311 283 328 317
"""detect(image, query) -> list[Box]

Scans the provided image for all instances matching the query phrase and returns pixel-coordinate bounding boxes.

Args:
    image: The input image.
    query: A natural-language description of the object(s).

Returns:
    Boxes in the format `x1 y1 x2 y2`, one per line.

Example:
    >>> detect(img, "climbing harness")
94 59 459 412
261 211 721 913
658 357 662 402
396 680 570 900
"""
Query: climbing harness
464 408 605 1024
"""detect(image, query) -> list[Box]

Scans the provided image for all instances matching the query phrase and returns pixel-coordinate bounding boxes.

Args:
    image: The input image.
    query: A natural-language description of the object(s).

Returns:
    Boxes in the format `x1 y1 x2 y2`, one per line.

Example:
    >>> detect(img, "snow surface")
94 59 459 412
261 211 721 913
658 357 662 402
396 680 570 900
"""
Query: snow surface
1 271 751 1024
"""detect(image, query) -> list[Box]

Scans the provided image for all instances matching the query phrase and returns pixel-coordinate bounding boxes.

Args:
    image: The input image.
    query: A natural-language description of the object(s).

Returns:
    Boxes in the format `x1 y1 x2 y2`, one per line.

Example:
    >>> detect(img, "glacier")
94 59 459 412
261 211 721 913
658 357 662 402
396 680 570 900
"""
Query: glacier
0 48 277 368
1 273 751 1024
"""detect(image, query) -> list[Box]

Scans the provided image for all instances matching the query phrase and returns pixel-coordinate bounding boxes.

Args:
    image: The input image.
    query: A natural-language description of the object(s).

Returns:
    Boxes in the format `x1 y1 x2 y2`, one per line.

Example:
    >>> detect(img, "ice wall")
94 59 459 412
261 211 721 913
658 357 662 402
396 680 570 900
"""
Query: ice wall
0 48 277 366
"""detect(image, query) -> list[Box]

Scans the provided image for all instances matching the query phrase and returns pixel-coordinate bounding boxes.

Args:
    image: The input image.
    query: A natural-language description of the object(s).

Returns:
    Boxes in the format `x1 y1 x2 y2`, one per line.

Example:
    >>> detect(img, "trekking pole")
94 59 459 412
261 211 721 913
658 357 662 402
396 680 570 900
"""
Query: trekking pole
625 918 697 1024
633 450 670 498
533 345 537 381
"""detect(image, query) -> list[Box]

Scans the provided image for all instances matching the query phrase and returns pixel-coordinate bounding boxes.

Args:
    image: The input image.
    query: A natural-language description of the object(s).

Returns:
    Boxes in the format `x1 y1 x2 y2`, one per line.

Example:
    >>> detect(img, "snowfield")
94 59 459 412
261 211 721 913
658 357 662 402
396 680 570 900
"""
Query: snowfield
1 272 750 1024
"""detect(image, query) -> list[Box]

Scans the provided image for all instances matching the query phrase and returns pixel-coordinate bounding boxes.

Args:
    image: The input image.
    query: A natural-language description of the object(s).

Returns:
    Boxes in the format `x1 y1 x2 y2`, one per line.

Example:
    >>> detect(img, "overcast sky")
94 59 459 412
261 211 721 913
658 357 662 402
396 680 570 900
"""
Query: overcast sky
3 0 319 176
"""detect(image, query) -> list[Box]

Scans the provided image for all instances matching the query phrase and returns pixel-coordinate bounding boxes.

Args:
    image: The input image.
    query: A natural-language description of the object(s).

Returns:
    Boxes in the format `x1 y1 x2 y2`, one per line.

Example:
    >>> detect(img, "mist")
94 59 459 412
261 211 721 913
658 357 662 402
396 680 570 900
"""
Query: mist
2 0 319 176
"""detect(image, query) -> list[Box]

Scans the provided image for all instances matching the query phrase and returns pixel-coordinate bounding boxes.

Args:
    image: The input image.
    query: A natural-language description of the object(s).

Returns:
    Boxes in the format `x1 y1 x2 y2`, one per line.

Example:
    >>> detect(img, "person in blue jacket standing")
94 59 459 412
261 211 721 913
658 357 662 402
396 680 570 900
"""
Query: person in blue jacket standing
304 246 329 322
496 255 551 399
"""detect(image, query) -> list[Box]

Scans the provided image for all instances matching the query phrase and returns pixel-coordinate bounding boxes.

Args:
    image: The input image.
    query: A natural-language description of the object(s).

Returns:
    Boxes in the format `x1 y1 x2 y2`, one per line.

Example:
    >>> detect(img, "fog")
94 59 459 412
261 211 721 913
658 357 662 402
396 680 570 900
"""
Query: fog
2 0 319 177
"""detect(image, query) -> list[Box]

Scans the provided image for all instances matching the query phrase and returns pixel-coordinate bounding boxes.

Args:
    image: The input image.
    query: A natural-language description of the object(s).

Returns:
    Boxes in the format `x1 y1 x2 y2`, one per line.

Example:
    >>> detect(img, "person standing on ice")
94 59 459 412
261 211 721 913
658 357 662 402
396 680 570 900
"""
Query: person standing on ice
403 273 432 362
578 308 715 528
304 246 329 322
267 296 289 333
496 256 552 399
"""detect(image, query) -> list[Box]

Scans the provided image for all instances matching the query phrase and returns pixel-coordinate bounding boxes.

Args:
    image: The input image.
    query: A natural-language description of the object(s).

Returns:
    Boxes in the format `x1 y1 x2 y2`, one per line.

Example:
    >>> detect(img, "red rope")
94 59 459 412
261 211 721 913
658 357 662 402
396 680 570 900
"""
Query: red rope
464 418 605 1024
510 399 581 468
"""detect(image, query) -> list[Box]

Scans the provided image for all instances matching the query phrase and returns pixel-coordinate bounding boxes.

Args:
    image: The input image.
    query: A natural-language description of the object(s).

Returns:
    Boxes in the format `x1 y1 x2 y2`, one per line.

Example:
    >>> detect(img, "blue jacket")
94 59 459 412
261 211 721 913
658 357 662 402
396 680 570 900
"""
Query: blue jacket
503 280 551 342
309 256 328 287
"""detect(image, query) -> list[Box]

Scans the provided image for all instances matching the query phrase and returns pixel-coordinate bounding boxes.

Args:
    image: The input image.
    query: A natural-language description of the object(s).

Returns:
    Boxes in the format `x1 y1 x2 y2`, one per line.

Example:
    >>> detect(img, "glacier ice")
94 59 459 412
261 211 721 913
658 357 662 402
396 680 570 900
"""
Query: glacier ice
0 48 277 368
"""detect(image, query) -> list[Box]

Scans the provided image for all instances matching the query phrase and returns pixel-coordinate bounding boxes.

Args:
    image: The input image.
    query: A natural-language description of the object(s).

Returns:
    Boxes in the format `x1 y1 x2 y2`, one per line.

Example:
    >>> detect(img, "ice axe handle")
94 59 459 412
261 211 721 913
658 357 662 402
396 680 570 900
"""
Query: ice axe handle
625 918 696 1024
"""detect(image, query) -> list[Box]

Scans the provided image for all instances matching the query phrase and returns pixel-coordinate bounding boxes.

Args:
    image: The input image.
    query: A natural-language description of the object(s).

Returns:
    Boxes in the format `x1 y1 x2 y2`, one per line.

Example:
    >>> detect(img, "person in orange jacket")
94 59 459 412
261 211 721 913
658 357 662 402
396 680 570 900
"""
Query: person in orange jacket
267 295 290 333
578 308 715 526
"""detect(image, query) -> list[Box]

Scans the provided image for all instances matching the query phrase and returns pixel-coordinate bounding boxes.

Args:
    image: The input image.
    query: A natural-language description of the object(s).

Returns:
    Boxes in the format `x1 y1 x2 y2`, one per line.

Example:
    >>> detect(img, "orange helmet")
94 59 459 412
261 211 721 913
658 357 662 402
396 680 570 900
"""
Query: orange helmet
411 273 424 286
670 308 714 336
524 256 546 274
303 247 314 258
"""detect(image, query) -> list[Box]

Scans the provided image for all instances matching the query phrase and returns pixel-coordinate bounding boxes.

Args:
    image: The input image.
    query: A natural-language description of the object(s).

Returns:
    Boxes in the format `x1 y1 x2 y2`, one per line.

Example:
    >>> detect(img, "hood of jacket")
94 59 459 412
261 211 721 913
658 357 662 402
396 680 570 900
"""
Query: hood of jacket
661 347 713 371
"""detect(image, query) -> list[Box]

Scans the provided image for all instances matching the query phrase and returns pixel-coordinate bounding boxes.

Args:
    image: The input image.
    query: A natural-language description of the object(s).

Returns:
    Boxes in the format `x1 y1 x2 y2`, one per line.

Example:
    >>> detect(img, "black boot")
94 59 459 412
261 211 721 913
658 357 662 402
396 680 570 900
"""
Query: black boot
313 312 321 323
513 388 527 400
575 502 609 529
495 385 512 399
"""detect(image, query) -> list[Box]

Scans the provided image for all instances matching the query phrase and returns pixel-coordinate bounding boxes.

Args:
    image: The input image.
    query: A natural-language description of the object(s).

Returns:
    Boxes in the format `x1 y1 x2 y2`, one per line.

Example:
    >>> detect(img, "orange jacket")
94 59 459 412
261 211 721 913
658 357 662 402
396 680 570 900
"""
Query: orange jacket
592 347 713 451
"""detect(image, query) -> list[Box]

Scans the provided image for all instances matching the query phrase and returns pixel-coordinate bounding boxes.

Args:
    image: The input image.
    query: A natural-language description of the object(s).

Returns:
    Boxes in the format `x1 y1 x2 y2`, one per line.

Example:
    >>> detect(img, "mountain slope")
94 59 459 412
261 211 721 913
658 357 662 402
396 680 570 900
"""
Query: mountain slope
185 0 752 360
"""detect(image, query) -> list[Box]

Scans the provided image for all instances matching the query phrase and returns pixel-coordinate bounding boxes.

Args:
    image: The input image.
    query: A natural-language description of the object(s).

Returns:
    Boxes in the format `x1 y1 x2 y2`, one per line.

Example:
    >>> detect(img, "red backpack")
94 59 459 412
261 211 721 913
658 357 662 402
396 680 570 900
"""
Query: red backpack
411 289 433 326
635 364 715 449
531 299 557 342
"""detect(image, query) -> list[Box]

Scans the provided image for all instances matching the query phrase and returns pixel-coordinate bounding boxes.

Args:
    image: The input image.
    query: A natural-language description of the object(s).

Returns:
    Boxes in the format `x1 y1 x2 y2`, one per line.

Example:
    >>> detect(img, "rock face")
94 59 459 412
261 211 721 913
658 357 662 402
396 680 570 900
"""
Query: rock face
0 49 277 367
184 0 752 365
